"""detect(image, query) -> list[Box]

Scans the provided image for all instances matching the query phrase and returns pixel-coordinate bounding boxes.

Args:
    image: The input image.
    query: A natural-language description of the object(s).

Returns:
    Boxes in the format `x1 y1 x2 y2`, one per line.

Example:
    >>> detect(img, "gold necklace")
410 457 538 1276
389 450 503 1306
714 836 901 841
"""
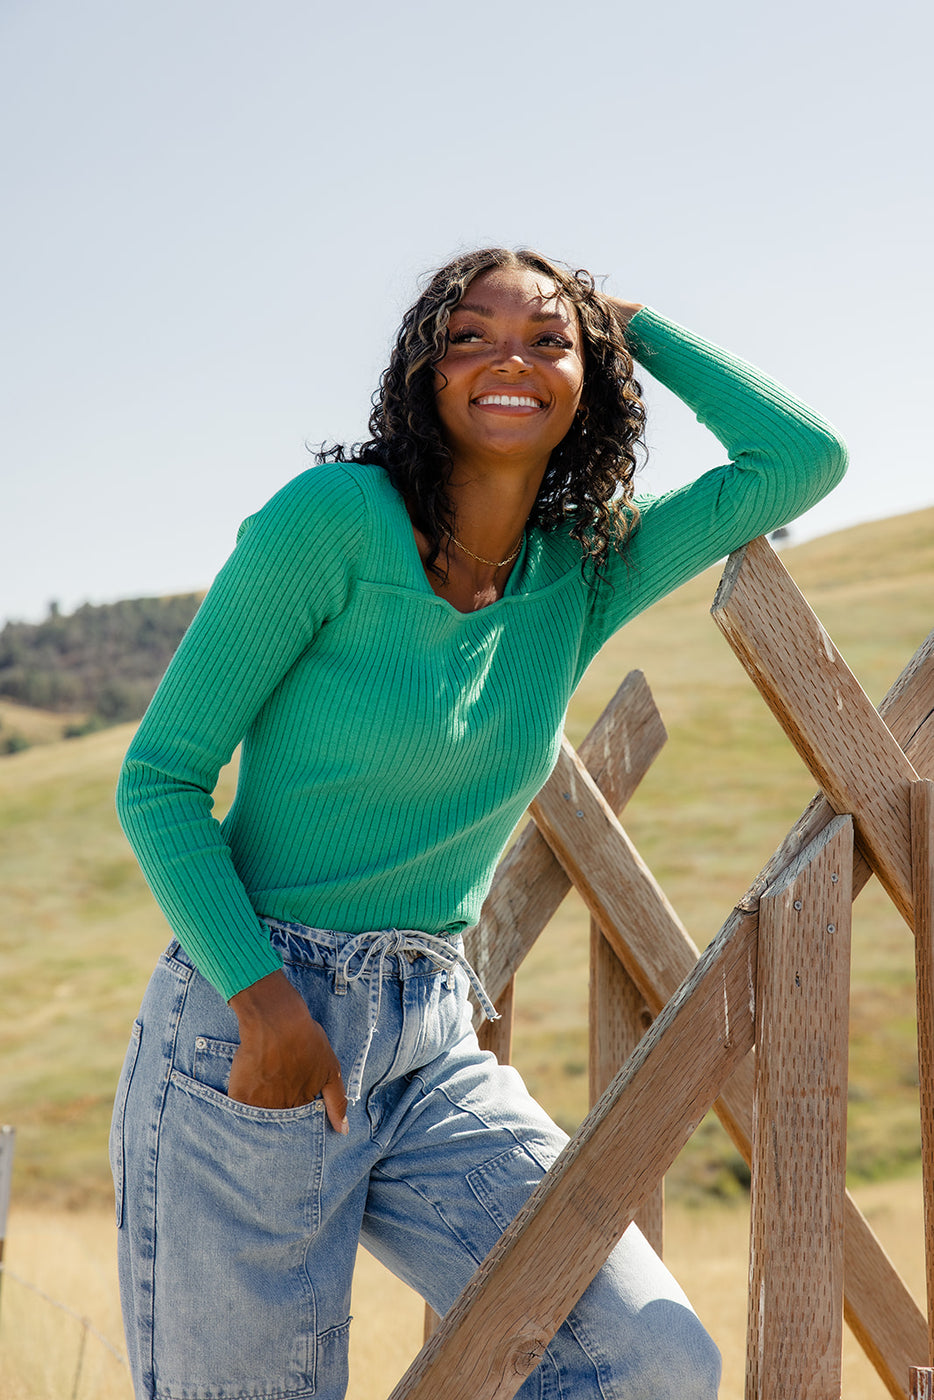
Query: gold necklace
447 530 523 569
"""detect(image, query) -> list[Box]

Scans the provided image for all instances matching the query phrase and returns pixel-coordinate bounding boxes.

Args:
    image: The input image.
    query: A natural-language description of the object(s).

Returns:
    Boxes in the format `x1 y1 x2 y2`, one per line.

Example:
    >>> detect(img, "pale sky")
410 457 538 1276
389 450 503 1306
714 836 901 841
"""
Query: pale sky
2 0 931 626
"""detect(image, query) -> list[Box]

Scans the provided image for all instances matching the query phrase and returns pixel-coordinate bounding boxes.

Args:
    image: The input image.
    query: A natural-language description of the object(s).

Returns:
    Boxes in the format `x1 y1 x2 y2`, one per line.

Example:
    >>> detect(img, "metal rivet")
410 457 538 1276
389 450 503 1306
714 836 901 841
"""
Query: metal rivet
576 810 584 818
793 900 802 910
195 1037 207 1049
831 873 839 883
827 923 836 934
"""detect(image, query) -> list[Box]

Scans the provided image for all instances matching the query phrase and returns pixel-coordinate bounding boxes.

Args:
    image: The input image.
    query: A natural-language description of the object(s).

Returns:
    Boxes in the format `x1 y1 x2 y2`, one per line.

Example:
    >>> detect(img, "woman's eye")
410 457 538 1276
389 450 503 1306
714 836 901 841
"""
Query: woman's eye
448 328 484 345
536 332 573 349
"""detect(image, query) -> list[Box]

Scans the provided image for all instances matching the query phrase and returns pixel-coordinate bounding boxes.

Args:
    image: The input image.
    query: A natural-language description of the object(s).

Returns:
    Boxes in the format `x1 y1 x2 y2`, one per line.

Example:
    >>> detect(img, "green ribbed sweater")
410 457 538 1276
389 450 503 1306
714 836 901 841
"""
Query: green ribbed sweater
116 308 847 1000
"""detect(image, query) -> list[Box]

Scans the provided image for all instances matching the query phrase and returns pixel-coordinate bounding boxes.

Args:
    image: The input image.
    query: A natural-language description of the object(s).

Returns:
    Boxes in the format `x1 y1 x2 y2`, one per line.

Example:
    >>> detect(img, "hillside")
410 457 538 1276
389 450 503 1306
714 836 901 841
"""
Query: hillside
0 507 931 1207
0 593 202 749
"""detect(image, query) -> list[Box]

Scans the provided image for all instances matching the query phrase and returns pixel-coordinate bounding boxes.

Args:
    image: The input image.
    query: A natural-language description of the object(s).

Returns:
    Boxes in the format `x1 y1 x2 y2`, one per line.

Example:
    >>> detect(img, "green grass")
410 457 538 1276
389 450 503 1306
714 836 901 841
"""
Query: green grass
1 507 932 1207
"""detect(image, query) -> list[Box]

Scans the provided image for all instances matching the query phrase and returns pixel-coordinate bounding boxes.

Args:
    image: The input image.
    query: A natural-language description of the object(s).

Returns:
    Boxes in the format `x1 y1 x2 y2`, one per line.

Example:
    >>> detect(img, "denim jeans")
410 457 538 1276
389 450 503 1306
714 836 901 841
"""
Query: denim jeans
110 922 721 1399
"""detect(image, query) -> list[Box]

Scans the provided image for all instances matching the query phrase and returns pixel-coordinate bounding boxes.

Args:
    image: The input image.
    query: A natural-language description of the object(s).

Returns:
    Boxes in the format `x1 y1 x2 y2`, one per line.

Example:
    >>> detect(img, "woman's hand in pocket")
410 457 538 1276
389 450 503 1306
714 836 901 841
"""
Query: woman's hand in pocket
228 970 349 1133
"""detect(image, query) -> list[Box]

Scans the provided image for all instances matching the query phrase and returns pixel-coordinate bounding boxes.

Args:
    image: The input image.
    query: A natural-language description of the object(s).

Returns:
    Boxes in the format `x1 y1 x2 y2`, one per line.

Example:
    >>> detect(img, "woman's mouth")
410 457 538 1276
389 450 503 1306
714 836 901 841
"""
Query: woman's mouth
472 394 544 409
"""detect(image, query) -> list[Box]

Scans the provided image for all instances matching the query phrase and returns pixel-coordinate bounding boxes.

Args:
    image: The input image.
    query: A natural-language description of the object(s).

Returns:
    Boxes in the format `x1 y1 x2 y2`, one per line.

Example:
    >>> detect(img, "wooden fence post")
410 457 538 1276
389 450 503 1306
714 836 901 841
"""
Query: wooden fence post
746 817 852 1400
0 1125 15 1317
912 779 934 1368
910 1369 934 1400
589 919 662 1254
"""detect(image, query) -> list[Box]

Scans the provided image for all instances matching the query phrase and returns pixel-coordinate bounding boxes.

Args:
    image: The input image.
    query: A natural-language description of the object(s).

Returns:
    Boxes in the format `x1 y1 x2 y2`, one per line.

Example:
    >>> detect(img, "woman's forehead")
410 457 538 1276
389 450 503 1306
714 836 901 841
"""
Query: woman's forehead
454 265 576 322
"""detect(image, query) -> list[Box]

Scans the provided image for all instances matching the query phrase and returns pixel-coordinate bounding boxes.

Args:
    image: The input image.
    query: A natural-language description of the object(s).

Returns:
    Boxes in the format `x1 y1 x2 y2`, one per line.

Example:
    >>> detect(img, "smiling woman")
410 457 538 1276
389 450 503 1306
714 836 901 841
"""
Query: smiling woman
318 249 648 610
435 265 586 460
112 245 847 1400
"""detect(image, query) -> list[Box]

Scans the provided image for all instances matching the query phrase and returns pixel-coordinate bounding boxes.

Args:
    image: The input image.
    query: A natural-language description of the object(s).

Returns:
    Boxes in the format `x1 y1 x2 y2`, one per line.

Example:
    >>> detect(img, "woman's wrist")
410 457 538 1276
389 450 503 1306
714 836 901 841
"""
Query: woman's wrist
229 968 304 1028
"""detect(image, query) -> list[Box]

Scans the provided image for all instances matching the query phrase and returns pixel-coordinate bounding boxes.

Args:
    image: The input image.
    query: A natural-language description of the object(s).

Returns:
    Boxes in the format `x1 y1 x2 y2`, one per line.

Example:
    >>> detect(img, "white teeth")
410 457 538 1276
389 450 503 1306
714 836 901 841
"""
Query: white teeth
476 394 541 408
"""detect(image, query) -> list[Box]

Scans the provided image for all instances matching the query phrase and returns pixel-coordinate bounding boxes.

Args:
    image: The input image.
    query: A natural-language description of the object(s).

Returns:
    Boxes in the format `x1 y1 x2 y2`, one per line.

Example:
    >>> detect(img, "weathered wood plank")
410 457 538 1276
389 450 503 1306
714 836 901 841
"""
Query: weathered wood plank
465 671 667 1010
912 780 934 1367
388 915 758 1400
712 535 920 926
530 738 699 1012
746 817 852 1400
533 633 934 1400
589 918 663 1254
478 976 515 1065
910 1369 934 1399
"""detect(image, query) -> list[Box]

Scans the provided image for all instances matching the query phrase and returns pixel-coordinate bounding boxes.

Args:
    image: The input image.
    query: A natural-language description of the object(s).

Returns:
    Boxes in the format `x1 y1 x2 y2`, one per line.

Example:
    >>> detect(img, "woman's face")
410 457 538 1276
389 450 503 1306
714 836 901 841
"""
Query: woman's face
433 265 585 475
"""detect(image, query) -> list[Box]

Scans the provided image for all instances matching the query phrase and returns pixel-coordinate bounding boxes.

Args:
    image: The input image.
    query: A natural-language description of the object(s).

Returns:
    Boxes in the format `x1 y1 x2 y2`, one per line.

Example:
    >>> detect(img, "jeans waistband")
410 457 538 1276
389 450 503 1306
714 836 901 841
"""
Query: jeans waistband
261 919 499 1102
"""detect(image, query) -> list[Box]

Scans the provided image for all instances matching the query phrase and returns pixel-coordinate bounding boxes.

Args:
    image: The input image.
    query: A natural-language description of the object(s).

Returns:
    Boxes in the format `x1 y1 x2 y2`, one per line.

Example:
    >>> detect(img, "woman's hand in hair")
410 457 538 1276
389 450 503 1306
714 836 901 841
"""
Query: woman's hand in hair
605 297 644 331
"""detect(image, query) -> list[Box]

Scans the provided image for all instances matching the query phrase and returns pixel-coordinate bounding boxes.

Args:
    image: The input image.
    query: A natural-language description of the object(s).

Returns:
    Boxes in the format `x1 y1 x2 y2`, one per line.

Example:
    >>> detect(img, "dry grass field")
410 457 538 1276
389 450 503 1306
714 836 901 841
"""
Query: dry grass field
0 1174 925 1399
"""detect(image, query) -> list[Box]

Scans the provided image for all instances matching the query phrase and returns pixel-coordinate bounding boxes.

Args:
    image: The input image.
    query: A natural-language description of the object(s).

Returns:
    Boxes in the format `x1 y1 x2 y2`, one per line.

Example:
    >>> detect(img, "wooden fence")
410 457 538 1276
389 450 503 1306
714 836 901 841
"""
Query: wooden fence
387 535 934 1400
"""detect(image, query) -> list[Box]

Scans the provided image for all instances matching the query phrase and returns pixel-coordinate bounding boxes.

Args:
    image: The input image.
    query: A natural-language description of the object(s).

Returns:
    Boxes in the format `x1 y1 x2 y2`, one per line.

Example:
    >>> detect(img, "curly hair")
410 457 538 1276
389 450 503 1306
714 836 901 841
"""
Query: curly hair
317 248 647 578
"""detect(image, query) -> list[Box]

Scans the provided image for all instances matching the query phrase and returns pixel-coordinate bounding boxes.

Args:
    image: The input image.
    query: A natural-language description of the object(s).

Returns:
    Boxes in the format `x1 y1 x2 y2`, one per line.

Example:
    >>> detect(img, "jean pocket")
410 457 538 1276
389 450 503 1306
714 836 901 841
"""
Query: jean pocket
192 1035 238 1094
109 1019 142 1228
169 1067 324 1124
153 1070 327 1397
466 1143 546 1232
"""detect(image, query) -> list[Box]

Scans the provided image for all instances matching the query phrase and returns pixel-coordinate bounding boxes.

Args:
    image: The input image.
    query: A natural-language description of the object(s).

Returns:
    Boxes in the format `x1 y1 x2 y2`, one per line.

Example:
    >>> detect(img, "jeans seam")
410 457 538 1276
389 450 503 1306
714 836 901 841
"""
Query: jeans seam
414 1077 556 1176
142 965 192 1396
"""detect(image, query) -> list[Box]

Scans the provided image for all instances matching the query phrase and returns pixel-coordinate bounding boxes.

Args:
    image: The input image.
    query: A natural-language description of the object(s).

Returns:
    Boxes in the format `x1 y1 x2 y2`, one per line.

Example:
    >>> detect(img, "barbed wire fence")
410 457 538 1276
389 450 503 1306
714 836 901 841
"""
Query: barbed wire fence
0 1126 130 1400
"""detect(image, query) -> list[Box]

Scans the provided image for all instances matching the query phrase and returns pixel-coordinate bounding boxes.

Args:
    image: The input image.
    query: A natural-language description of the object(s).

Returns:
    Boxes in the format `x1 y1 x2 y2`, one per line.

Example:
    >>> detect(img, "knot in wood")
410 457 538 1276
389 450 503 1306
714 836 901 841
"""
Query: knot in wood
508 1329 549 1377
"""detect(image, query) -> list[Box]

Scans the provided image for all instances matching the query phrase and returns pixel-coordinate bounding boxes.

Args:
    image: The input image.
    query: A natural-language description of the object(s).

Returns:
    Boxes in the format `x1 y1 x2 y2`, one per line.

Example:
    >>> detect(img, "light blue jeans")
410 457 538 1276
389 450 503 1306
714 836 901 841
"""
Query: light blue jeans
110 922 721 1399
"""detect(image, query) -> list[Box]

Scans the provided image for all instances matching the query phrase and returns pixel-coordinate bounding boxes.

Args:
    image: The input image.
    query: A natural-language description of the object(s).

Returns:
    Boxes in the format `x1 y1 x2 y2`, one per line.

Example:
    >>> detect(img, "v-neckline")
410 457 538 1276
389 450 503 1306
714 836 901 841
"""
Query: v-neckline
388 488 527 615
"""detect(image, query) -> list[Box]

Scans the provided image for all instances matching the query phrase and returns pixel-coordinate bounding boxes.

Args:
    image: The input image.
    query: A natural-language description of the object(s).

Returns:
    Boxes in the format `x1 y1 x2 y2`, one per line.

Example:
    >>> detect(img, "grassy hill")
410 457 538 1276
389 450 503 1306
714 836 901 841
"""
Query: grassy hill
1 507 932 1208
0 593 202 744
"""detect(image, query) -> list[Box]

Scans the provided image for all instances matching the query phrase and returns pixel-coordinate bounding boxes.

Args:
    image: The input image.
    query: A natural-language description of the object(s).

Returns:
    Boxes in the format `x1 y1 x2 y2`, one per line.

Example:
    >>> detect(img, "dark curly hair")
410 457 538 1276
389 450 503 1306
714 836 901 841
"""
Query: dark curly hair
318 247 647 578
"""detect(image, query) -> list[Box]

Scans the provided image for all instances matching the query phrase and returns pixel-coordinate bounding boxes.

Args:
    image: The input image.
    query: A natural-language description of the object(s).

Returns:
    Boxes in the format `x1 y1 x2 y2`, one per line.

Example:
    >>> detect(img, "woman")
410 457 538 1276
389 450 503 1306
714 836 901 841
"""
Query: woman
112 247 847 1400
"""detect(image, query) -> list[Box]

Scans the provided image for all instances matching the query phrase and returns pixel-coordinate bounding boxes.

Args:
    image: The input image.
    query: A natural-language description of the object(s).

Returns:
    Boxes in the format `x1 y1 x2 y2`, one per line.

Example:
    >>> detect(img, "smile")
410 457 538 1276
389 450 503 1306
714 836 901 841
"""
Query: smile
473 394 543 408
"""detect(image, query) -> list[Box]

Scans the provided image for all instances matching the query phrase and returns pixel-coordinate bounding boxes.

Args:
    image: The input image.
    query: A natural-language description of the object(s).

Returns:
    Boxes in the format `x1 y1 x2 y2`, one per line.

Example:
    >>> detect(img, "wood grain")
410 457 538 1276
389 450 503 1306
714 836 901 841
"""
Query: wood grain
534 620 934 1398
589 918 663 1253
912 780 934 1367
910 1369 934 1400
746 817 853 1400
712 535 920 926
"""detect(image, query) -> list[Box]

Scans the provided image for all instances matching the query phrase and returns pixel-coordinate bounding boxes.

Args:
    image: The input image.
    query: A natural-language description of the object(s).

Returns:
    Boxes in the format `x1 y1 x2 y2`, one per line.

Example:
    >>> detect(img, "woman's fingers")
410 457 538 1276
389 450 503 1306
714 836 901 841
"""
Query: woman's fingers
321 1064 350 1135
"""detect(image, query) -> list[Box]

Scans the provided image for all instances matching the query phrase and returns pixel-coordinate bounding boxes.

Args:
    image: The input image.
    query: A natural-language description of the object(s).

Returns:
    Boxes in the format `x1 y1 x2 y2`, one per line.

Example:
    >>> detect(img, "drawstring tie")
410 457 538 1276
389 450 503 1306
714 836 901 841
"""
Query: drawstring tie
332 928 499 1103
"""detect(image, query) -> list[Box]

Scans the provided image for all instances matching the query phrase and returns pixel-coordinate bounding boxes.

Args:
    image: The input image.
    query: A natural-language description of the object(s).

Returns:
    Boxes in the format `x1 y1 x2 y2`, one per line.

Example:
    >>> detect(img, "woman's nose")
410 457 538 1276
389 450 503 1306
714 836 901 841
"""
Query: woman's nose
491 339 531 372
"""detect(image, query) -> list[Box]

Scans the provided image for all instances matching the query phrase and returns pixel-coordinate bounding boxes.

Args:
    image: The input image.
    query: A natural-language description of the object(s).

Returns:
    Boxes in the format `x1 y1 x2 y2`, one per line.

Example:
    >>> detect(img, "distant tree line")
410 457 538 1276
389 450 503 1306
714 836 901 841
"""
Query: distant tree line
0 594 202 733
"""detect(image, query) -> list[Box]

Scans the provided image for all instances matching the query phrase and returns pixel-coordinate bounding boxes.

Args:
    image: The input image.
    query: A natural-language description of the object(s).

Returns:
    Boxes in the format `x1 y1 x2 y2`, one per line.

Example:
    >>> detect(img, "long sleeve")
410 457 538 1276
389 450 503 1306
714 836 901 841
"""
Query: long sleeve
116 318 848 999
582 308 848 655
116 463 366 999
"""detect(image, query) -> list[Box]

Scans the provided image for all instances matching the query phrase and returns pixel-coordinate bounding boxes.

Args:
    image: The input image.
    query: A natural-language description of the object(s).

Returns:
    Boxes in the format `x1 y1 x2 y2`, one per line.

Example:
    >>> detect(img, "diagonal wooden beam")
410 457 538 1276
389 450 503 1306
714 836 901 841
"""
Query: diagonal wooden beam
712 534 921 926
389 894 760 1400
530 739 699 1011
